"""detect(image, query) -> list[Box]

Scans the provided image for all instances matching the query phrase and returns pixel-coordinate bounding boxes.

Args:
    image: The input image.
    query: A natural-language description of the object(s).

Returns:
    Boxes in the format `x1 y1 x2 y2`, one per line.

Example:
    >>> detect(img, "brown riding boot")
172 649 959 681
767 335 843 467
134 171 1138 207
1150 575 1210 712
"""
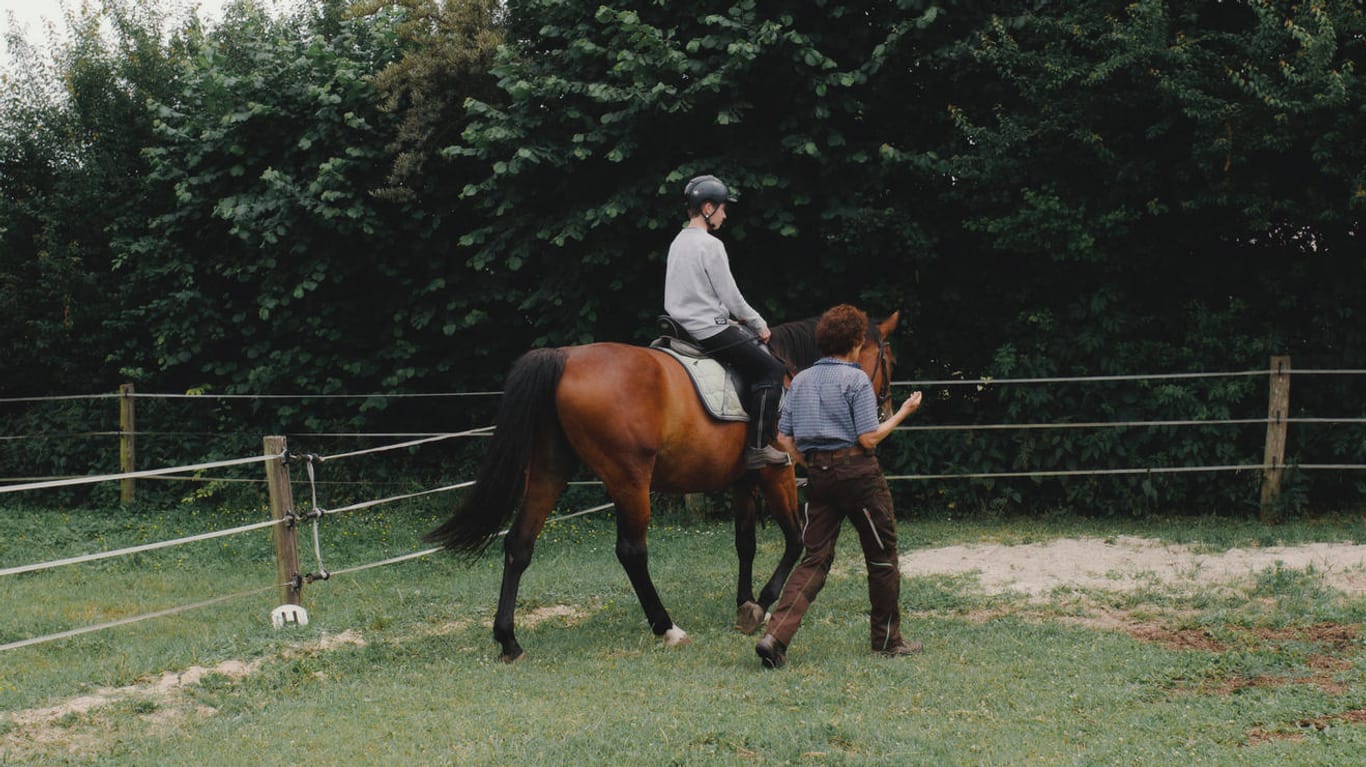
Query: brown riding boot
755 634 788 669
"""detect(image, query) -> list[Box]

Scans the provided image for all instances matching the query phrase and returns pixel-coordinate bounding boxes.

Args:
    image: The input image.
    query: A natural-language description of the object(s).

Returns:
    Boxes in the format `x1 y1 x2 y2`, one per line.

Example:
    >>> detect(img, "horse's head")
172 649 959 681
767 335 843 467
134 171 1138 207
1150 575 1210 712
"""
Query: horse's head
856 311 900 421
769 309 901 419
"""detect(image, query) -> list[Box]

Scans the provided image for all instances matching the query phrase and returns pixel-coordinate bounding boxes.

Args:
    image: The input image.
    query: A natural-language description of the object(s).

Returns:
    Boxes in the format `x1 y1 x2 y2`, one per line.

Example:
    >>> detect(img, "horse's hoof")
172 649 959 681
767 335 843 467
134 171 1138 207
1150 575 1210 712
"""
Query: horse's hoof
734 601 766 635
500 649 525 664
662 625 690 647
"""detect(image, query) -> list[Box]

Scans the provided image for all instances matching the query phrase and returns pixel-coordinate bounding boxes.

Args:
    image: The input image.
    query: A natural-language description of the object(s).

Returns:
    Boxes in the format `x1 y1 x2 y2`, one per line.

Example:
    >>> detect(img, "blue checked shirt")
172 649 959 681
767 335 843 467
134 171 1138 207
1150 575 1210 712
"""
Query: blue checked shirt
777 358 880 453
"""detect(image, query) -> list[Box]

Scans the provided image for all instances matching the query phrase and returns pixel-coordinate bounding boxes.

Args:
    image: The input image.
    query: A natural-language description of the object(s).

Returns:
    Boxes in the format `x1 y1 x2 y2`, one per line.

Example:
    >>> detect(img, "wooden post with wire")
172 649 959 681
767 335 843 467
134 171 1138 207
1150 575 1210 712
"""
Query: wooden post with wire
1259 356 1291 524
264 435 304 616
119 383 136 505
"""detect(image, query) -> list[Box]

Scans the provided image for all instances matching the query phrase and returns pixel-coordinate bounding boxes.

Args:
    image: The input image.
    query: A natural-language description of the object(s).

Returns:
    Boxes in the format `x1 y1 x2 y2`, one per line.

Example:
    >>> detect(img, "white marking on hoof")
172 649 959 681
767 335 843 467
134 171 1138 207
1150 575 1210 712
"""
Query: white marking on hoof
764 612 773 623
662 626 690 646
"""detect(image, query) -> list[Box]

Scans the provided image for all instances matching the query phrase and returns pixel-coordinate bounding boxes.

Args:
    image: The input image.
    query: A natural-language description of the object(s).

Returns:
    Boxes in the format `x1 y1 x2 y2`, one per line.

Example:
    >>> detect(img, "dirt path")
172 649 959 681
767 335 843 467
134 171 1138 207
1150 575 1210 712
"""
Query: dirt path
902 535 1366 596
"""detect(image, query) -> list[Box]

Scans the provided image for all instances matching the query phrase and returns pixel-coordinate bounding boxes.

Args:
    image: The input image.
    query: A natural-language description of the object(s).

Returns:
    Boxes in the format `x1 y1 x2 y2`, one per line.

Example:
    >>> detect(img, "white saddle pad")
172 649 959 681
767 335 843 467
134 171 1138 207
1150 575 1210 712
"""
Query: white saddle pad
651 344 749 422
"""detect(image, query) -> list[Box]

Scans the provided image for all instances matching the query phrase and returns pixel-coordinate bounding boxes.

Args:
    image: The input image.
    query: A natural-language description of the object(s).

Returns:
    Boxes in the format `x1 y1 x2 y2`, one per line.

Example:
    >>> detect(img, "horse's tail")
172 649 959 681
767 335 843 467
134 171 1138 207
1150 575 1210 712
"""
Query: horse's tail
425 347 568 555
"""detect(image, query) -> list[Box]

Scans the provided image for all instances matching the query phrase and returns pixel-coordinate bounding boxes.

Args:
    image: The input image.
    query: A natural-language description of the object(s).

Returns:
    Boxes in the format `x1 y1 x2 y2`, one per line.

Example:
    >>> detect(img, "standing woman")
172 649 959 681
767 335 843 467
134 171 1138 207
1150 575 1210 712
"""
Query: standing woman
756 304 924 668
664 174 790 469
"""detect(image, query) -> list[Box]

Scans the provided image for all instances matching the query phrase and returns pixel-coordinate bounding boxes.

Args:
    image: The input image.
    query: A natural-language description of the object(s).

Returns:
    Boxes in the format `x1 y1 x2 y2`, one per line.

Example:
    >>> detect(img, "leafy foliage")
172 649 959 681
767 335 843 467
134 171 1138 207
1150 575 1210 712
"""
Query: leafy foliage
121 3 411 399
0 0 189 395
903 0 1366 515
0 0 1362 514
355 0 505 201
452 0 955 348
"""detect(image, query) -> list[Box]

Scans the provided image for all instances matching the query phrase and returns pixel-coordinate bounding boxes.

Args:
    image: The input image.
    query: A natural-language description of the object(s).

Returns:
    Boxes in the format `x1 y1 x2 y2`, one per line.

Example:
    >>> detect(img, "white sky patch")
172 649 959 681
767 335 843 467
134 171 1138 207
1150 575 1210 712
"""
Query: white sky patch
0 0 245 71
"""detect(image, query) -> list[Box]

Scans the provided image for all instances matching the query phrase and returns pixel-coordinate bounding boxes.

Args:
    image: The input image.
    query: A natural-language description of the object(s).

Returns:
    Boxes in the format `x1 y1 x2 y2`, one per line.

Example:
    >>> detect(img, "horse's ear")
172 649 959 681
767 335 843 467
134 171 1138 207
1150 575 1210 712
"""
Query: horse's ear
877 311 900 338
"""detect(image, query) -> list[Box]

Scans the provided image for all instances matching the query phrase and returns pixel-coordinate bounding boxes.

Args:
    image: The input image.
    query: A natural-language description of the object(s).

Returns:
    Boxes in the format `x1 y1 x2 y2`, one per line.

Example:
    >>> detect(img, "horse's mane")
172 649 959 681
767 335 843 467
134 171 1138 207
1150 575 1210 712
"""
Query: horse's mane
767 317 820 372
768 315 887 374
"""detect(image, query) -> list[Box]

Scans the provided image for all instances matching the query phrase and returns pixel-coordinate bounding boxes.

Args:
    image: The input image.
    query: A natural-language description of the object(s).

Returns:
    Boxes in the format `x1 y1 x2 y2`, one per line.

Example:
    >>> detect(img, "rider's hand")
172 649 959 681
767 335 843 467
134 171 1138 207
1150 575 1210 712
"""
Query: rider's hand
758 327 772 343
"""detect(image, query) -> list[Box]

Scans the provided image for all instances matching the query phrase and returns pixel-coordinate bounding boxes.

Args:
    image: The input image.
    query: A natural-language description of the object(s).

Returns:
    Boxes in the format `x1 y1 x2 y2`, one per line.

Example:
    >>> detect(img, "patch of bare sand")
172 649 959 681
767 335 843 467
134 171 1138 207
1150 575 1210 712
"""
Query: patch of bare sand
902 535 1366 596
1 603 597 760
7 658 264 730
517 604 589 628
1 629 366 760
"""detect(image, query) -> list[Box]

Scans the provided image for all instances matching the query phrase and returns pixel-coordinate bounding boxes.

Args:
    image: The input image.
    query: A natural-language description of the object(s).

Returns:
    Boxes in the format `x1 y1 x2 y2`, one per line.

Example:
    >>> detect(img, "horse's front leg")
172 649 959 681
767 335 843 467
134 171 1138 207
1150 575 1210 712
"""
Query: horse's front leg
732 478 767 634
613 488 688 646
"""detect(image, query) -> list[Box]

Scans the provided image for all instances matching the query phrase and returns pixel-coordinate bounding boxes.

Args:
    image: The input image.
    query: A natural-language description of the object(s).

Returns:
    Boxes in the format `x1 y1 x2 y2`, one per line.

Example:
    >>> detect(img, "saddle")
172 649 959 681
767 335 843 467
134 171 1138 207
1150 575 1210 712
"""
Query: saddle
651 316 749 422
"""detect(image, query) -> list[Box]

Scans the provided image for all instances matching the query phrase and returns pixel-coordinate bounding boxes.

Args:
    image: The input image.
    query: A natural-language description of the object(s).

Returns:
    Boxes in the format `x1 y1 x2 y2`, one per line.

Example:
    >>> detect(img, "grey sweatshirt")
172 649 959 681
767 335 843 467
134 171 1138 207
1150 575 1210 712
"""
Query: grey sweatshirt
663 226 768 341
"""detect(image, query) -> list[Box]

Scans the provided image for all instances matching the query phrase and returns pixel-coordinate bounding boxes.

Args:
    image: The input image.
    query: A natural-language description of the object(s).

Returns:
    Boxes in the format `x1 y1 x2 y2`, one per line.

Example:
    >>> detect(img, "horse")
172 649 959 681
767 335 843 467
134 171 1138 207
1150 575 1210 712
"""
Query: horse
427 312 900 662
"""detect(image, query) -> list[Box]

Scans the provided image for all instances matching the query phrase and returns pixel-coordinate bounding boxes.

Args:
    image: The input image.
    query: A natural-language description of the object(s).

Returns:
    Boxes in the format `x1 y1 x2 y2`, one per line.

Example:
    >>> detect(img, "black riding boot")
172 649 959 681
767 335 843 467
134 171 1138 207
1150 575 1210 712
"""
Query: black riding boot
745 385 790 469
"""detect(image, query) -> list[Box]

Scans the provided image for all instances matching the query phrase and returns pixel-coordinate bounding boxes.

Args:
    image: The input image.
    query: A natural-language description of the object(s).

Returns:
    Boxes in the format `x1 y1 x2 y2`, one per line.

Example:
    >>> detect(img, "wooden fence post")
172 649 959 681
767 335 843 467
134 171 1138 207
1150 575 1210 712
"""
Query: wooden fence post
264 436 303 607
119 383 136 505
1259 356 1291 523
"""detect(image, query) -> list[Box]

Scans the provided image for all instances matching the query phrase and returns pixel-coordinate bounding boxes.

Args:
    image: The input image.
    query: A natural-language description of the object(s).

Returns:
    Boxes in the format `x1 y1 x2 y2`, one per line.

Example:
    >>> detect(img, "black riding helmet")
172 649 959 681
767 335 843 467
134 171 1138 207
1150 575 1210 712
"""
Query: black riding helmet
683 174 737 212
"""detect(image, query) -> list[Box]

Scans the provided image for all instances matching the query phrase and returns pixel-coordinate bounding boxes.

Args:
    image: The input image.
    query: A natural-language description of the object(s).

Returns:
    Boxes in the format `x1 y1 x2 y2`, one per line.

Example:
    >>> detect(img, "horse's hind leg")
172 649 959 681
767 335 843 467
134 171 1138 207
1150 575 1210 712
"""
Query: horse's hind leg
753 465 802 613
612 486 688 646
493 445 570 662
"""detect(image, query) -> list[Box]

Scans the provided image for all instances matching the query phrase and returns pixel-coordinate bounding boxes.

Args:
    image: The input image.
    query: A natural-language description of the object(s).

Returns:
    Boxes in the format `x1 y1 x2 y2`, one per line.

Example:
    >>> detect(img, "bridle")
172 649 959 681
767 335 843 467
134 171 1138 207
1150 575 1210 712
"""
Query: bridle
870 337 894 421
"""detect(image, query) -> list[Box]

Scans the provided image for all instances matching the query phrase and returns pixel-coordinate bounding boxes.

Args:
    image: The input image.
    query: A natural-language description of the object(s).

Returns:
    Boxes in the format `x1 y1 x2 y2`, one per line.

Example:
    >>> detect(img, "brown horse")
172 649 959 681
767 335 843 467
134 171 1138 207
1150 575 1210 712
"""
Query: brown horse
428 312 900 662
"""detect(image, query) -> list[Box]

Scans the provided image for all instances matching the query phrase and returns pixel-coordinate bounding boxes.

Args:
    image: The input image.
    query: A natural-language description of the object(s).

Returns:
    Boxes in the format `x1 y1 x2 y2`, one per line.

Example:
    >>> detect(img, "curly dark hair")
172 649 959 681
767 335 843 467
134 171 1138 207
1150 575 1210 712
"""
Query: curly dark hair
815 304 868 357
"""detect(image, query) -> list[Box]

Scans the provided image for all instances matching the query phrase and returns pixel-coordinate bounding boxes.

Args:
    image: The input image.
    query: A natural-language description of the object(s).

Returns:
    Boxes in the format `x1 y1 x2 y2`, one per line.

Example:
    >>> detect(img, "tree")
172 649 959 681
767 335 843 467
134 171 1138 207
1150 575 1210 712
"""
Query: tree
449 0 1364 514
3 0 1363 513
451 0 959 349
119 1 428 407
0 0 190 396
907 0 1365 513
356 0 505 202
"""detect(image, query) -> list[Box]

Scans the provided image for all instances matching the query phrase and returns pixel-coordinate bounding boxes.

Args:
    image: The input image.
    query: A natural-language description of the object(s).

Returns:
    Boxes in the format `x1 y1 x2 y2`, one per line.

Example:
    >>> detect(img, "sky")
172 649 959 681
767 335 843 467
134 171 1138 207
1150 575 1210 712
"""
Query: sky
0 0 78 40
1 0 77 67
0 0 233 33
0 0 234 70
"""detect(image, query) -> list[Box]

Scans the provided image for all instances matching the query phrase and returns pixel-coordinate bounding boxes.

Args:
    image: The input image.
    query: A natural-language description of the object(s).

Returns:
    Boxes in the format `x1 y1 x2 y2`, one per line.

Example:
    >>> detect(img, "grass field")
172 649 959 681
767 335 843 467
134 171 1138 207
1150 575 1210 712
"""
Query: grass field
2 500 1365 765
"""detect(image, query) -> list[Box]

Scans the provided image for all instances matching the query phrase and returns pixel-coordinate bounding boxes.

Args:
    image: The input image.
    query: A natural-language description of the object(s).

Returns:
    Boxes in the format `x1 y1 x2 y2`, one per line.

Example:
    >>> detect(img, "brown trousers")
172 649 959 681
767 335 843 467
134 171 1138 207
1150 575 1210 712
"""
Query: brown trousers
765 452 903 651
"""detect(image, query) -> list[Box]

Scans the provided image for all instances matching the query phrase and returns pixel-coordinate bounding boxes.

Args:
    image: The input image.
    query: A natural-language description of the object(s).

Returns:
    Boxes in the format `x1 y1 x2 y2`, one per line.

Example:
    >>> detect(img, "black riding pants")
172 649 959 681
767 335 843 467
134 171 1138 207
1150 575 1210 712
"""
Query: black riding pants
698 326 787 448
